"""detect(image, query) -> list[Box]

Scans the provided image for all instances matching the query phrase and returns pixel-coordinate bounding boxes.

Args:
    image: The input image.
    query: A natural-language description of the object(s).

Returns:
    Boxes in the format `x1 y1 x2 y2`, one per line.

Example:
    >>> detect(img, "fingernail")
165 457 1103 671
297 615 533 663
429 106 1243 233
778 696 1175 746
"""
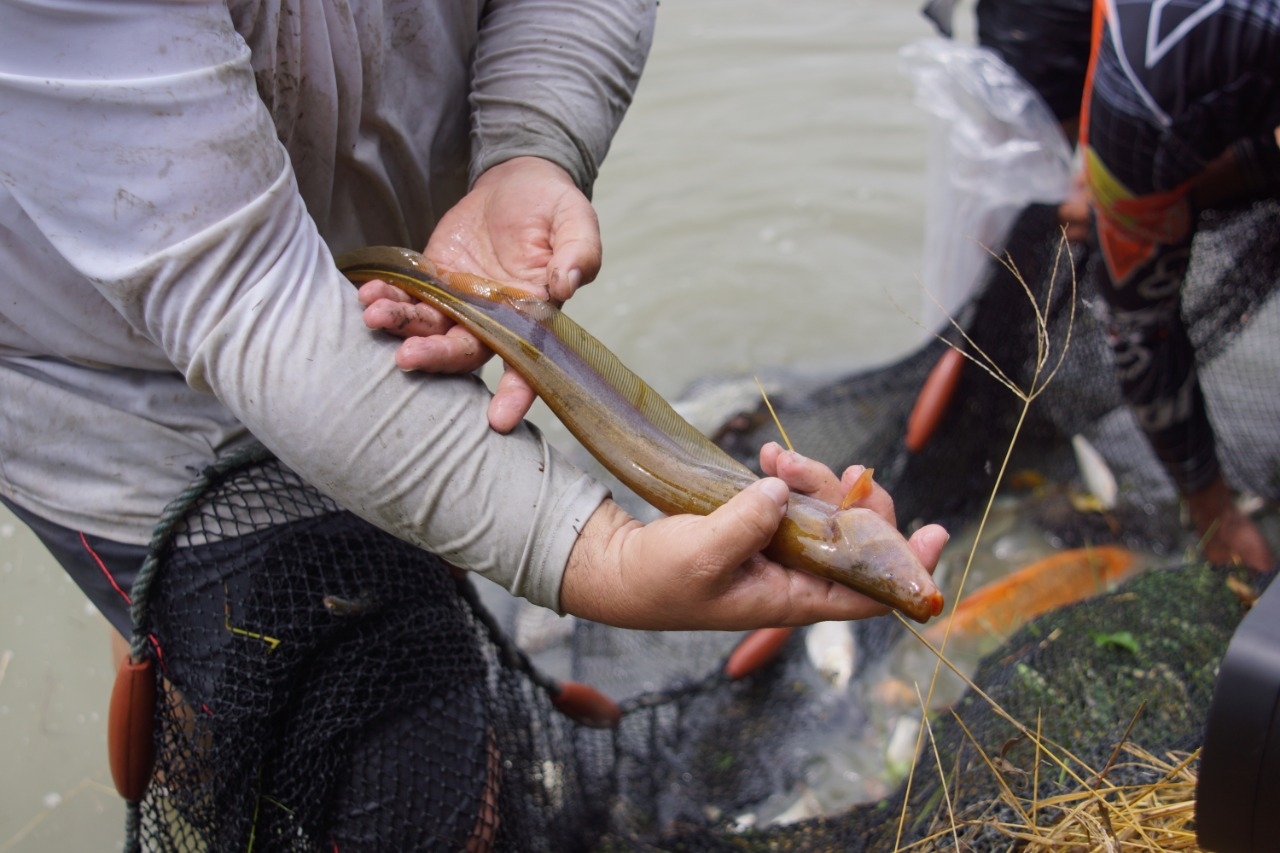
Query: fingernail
563 267 582 296
757 477 789 506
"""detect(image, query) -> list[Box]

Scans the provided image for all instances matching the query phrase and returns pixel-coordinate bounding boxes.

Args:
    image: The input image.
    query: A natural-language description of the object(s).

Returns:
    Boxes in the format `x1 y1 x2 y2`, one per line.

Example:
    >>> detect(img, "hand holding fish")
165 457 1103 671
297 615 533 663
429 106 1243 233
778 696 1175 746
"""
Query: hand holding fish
1187 475 1276 573
759 443 904 526
359 156 601 433
558 444 948 631
341 246 948 623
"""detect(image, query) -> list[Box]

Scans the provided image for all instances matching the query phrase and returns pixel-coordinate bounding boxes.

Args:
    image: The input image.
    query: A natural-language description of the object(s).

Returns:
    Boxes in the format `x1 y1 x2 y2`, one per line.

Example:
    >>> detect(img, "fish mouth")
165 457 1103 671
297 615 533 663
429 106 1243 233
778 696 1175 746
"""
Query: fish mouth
827 509 945 623
893 582 944 624
872 559 945 624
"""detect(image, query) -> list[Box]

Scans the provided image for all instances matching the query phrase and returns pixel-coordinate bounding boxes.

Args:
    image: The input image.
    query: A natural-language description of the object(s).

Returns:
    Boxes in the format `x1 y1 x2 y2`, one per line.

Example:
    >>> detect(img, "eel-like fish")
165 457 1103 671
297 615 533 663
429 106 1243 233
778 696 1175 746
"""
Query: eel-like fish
338 247 943 622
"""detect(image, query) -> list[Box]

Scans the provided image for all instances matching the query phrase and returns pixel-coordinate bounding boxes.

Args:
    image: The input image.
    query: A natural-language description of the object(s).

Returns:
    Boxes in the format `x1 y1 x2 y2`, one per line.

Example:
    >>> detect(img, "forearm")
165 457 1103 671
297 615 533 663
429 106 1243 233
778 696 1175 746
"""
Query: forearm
557 499 641 623
1191 129 1280 210
189 208 611 607
470 0 657 195
1093 251 1219 494
0 0 611 609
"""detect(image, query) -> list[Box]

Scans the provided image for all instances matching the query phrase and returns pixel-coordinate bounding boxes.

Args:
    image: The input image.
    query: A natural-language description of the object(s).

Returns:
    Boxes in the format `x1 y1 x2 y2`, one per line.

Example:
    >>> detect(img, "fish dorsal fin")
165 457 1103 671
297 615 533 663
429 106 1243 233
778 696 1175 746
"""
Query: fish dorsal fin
838 468 875 510
524 294 757 479
337 247 757 483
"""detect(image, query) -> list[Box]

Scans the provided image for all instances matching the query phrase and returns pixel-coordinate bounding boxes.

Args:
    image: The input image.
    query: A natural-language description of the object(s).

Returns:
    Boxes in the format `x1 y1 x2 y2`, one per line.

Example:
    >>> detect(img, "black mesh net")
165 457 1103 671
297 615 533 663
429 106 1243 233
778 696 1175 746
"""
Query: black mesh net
122 199 1279 851
716 201 1280 552
131 455 611 851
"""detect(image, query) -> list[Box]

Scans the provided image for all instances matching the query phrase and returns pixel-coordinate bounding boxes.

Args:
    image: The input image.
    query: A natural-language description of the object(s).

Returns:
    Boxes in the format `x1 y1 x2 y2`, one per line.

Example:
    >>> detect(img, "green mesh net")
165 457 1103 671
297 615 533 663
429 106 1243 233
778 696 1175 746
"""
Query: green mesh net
122 199 1278 851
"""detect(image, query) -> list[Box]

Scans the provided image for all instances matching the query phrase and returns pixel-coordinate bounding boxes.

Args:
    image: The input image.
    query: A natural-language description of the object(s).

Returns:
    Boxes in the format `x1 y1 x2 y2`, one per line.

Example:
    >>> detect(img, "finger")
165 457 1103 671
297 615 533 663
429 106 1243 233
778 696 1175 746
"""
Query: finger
547 202 602 302
487 364 537 433
593 480 790 631
759 446 899 523
768 448 844 503
690 477 790 575
758 441 785 477
906 523 950 573
363 298 454 338
357 278 414 307
394 326 492 374
774 571 892 625
839 465 896 523
719 547 895 627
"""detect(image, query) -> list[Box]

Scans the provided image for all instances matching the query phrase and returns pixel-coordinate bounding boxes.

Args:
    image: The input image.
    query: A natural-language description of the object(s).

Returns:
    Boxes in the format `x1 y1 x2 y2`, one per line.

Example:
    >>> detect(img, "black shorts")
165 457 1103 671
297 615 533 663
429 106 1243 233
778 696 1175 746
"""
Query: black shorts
1 494 145 636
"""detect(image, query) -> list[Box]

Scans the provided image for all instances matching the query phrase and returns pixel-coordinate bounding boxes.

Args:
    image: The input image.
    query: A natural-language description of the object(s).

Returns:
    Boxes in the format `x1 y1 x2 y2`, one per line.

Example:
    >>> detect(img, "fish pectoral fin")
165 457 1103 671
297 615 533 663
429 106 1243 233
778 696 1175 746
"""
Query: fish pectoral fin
838 468 876 511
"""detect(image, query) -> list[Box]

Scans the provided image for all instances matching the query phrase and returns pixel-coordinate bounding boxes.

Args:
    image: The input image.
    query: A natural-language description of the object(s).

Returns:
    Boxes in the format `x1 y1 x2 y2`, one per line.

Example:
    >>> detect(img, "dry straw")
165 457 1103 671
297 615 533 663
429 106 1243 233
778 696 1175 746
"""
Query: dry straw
891 234 1208 852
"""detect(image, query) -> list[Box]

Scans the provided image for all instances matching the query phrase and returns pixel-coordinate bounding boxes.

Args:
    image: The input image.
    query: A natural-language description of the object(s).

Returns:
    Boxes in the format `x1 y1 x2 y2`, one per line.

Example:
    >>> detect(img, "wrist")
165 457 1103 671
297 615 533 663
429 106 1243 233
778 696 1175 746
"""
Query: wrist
471 155 576 194
557 498 642 624
1185 475 1230 529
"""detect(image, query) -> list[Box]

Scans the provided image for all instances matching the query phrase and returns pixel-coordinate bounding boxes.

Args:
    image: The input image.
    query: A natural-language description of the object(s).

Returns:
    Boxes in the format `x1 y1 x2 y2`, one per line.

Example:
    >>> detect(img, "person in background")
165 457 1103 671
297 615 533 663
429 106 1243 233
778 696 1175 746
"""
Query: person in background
1078 0 1278 573
974 0 1093 144
973 0 1096 244
970 0 1277 573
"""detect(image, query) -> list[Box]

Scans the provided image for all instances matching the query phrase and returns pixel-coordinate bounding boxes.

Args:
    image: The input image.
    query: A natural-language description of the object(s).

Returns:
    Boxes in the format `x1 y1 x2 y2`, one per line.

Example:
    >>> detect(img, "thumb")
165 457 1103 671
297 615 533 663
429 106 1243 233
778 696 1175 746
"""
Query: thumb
486 365 536 434
547 202 602 302
695 477 790 570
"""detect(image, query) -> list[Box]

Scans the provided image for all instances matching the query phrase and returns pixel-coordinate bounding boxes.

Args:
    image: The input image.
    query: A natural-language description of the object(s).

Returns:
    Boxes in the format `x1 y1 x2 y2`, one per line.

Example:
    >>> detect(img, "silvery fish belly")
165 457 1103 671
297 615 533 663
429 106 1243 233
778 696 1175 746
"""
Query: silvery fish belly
338 246 944 622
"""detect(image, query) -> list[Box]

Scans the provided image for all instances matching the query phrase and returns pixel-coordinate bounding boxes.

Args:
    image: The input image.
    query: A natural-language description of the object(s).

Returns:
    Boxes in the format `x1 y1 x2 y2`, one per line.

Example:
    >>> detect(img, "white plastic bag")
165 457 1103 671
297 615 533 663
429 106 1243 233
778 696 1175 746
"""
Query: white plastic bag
900 38 1075 329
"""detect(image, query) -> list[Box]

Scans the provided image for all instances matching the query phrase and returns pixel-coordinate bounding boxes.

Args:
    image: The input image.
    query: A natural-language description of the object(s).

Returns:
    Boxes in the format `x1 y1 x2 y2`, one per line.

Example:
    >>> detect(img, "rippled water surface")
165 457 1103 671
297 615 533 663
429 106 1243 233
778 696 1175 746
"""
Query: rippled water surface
570 0 934 401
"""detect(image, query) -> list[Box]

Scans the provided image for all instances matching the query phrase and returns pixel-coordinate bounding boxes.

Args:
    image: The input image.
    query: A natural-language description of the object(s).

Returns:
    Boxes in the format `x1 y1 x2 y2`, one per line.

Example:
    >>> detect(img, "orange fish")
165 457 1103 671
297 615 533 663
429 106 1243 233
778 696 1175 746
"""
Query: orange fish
923 545 1140 647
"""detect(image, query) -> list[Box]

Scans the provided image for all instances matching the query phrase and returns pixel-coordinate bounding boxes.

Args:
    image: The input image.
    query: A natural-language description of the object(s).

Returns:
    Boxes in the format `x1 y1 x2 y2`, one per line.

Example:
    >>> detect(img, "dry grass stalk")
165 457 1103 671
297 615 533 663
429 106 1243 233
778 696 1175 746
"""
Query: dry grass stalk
900 744 1201 852
892 236 1210 852
893 235 1080 850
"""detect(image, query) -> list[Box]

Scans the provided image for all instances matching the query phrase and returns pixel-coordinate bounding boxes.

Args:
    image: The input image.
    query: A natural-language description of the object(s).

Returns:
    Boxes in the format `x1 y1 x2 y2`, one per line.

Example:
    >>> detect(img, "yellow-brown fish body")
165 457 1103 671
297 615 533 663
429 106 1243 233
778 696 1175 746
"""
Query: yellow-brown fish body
338 247 943 622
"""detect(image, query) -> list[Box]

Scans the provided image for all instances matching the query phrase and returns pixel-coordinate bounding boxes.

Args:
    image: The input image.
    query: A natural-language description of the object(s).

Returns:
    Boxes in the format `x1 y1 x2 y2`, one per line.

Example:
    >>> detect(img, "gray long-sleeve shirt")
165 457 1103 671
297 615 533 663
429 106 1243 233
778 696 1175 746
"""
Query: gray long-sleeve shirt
0 0 655 610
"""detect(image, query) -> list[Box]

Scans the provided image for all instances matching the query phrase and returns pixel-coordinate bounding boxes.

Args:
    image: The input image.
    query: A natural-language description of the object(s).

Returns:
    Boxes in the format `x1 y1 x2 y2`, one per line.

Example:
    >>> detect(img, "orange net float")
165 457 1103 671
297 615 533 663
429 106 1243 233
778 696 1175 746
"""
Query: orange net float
723 627 795 681
551 679 623 729
905 347 966 453
107 655 157 802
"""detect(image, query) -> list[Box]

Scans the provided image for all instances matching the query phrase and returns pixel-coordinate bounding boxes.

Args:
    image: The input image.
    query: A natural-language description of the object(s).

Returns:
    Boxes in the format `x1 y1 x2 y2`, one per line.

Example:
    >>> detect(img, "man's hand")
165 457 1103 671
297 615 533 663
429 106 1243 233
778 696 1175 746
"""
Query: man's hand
1187 475 1276 573
358 156 602 432
1057 171 1093 244
558 443 949 631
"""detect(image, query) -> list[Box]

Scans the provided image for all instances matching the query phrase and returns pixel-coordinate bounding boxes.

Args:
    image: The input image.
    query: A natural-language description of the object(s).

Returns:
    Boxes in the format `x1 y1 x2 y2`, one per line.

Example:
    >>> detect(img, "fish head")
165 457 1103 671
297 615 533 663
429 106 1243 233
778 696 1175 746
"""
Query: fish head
770 497 944 622
822 506 945 623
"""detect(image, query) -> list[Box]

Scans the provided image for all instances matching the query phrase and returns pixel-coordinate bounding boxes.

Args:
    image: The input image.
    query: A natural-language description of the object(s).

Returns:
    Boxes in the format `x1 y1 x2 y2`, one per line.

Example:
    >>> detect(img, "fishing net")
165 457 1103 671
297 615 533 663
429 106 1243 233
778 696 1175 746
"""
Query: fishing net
125 447 613 852
715 201 1280 553
120 198 1279 851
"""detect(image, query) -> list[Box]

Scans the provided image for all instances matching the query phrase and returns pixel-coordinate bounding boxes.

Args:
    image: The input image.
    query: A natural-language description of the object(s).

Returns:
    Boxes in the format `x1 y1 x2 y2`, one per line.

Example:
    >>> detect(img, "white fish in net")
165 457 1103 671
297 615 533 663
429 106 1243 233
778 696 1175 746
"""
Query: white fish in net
805 621 856 692
1071 433 1118 510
